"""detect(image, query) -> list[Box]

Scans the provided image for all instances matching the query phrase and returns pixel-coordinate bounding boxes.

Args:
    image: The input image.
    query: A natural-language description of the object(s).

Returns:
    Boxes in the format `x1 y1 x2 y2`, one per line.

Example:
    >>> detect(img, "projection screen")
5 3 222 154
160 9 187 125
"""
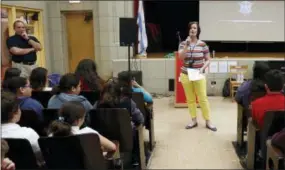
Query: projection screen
199 1 284 42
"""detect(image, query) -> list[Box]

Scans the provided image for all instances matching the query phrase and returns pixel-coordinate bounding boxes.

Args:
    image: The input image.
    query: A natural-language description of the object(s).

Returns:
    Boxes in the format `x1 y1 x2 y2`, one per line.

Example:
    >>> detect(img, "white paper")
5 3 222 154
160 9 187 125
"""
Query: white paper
218 61 228 73
209 61 218 73
228 61 238 71
187 68 205 81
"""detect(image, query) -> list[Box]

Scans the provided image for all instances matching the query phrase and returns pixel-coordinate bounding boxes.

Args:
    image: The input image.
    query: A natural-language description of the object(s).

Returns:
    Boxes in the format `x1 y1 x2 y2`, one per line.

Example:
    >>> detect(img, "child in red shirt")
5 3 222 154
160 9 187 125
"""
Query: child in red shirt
251 70 285 129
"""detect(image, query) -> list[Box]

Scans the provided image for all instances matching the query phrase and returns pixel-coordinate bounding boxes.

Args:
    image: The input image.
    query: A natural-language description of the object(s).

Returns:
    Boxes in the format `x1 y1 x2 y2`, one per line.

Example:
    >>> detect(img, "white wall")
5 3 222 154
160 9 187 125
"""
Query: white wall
2 1 52 70
47 1 134 78
112 58 283 95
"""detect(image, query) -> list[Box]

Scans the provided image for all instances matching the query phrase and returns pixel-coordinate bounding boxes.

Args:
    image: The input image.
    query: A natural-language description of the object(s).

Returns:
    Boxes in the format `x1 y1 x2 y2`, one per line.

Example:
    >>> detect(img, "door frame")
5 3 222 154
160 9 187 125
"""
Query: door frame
61 10 95 73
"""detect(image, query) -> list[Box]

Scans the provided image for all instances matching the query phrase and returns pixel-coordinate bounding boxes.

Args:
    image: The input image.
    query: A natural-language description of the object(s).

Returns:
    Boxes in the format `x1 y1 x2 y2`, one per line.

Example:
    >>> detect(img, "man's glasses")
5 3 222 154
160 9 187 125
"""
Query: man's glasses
22 85 31 88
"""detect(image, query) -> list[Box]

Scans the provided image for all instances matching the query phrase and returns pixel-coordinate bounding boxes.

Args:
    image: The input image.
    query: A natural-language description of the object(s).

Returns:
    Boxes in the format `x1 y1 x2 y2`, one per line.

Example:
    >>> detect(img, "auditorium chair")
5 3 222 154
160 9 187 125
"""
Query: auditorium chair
89 108 146 170
132 92 156 151
39 134 108 170
229 65 248 101
79 91 101 105
266 140 284 170
246 110 285 169
42 109 59 134
4 138 40 170
18 109 45 136
31 91 53 108
236 104 247 151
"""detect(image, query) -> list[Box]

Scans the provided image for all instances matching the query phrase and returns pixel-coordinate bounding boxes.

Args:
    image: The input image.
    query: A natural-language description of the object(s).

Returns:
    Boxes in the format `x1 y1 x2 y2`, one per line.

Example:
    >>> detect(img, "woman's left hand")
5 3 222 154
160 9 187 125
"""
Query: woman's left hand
199 68 204 74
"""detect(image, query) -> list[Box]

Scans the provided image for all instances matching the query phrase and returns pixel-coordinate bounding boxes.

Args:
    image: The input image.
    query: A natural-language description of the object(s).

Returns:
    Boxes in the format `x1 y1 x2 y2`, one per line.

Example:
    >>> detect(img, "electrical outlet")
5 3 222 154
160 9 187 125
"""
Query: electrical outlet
211 81 216 85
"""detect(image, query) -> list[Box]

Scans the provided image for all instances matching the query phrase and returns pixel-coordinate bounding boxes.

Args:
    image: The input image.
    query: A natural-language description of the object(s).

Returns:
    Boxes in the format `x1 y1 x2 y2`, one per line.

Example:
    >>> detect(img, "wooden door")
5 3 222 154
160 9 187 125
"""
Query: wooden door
65 12 95 72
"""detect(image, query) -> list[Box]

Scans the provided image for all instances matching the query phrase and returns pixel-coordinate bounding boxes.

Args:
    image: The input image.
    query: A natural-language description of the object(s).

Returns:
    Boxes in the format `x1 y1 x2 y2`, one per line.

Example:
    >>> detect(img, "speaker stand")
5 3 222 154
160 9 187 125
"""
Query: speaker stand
128 44 131 76
127 44 133 88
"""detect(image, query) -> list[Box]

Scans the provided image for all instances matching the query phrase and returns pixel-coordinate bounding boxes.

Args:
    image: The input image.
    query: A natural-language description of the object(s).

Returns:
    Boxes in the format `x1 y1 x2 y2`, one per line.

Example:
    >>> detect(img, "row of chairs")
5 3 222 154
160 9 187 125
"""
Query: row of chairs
5 134 108 170
30 91 156 151
8 91 155 169
235 104 285 169
5 108 147 170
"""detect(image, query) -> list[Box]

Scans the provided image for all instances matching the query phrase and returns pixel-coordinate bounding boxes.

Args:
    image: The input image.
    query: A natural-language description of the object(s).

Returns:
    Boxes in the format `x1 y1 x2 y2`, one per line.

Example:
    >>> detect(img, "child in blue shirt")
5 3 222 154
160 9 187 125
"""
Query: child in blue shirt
118 71 153 104
3 77 44 120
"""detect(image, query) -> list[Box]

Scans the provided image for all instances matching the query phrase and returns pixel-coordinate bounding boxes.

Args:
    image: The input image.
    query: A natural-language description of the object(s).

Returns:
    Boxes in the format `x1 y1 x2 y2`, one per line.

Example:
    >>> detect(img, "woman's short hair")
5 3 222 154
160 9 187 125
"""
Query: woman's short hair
188 21 201 39
1 91 19 123
30 67 48 90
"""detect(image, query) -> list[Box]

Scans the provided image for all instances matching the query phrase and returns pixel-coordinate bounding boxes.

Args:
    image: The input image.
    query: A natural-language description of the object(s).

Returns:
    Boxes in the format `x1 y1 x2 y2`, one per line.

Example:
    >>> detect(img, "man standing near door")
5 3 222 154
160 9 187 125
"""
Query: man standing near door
6 20 42 78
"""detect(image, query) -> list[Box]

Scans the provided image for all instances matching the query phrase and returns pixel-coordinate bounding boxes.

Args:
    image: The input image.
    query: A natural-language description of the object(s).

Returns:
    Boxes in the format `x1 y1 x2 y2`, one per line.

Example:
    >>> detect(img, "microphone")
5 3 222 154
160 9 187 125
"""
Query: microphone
176 31 181 44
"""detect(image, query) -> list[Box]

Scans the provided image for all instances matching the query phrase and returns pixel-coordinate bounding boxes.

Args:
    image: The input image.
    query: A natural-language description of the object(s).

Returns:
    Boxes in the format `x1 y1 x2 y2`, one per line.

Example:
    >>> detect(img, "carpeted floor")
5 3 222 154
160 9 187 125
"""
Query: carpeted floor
148 96 243 169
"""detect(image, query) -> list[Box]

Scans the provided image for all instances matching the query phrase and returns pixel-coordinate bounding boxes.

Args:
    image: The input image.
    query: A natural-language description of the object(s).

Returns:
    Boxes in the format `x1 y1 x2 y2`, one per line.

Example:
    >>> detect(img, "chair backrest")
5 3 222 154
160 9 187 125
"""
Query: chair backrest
260 110 285 158
229 65 248 73
39 133 107 170
80 91 101 105
18 109 45 136
89 108 133 152
229 65 248 81
31 91 53 108
132 92 147 120
4 138 38 169
42 109 59 130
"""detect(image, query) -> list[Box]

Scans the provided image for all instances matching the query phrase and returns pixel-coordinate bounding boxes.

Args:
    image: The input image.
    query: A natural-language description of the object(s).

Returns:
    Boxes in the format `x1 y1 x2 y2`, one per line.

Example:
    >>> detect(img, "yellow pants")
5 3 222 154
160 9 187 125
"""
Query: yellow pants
180 73 210 120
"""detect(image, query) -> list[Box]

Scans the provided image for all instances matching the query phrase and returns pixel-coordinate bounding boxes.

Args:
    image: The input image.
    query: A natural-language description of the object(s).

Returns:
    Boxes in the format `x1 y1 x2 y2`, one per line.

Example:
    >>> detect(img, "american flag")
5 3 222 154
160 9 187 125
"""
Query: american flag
137 0 148 56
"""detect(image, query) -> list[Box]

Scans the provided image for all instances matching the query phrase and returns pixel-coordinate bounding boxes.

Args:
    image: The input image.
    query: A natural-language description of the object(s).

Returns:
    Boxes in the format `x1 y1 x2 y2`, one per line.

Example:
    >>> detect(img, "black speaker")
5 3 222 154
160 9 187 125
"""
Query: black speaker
119 18 136 46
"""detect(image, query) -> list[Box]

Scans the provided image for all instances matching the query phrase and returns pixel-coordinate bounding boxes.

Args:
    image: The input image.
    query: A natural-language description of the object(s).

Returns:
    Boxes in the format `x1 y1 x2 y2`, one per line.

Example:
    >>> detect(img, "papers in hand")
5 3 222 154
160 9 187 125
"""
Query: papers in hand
187 68 205 81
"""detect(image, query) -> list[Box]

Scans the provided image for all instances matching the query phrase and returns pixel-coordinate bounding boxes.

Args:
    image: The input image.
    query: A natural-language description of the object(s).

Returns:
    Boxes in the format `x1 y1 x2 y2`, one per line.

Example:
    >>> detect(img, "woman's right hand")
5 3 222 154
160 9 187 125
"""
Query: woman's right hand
132 80 140 88
185 36 190 46
179 37 190 60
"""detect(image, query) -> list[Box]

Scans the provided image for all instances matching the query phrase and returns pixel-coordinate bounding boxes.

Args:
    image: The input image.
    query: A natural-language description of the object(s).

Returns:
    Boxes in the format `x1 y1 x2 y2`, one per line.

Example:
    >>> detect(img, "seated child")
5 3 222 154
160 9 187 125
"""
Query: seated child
48 101 116 153
251 70 285 129
3 77 44 120
1 91 43 164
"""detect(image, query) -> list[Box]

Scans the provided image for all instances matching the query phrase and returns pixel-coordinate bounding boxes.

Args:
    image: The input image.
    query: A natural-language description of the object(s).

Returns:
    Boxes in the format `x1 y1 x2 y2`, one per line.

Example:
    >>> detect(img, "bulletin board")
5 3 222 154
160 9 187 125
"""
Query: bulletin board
174 52 188 107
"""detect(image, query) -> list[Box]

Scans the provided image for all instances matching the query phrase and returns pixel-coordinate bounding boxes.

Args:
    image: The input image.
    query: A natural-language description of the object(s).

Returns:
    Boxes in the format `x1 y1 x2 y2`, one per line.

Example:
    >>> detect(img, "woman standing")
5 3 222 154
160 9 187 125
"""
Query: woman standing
178 21 217 131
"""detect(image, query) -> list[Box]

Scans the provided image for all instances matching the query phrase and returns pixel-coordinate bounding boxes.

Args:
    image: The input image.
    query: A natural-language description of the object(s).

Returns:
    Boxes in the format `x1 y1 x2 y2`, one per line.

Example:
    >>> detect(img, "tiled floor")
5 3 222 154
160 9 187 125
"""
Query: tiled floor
148 96 242 169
